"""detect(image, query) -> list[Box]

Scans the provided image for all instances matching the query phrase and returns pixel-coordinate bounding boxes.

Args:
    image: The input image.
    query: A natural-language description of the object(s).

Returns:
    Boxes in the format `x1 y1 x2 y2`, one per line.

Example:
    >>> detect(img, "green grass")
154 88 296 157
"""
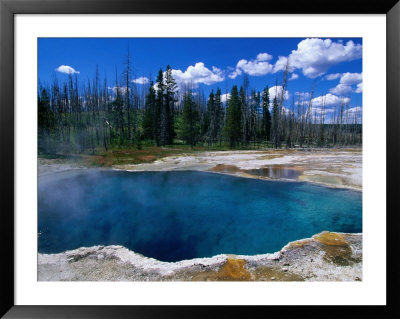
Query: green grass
39 142 235 167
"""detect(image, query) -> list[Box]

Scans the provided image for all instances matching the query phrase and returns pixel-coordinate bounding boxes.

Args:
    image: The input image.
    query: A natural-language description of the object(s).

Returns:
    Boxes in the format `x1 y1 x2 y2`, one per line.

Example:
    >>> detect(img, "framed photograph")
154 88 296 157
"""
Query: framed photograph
1 0 398 317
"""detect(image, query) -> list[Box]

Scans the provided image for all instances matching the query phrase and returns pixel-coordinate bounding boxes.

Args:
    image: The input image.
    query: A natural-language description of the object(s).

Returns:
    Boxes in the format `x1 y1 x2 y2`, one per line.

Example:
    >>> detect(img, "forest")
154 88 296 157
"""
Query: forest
38 60 362 156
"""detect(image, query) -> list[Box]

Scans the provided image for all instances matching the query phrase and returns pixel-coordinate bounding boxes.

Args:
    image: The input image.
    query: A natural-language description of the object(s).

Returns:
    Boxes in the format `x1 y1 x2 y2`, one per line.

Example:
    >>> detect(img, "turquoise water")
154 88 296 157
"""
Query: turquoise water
38 170 362 262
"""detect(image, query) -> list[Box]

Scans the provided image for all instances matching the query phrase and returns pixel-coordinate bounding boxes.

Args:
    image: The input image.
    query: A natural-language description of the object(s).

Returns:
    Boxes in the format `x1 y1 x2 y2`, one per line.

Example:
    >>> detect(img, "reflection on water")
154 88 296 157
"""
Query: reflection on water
246 166 303 180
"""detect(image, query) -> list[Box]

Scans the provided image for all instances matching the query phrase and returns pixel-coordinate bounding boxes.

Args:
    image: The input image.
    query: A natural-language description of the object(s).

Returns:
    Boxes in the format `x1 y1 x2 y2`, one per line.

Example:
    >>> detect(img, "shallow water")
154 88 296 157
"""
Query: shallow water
38 170 362 262
246 166 303 180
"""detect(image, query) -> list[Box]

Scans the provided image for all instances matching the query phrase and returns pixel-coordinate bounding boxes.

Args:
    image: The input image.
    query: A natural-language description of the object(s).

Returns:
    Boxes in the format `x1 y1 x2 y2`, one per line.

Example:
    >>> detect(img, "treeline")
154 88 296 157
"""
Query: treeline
38 64 361 155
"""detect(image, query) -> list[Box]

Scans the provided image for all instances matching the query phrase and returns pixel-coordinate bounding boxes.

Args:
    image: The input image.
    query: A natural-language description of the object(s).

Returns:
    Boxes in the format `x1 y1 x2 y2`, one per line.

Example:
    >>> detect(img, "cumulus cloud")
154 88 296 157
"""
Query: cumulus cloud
269 85 290 103
289 73 299 81
228 69 242 79
340 72 362 86
325 73 342 80
355 82 362 93
108 86 128 94
171 62 224 87
55 65 80 74
330 83 354 95
220 93 231 103
272 56 294 74
311 93 350 107
329 72 362 95
132 76 149 85
229 53 274 79
345 106 362 114
273 38 362 78
295 92 311 100
314 107 335 114
256 53 273 62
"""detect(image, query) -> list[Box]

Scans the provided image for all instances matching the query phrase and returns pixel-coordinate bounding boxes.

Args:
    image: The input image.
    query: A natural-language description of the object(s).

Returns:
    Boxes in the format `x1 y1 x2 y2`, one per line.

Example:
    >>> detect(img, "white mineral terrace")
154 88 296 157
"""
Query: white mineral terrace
113 149 362 191
38 232 362 281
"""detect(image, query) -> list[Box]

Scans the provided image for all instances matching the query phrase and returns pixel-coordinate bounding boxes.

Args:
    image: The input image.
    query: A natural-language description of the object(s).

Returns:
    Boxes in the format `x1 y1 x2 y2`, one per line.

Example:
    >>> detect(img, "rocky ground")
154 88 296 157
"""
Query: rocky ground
38 231 362 281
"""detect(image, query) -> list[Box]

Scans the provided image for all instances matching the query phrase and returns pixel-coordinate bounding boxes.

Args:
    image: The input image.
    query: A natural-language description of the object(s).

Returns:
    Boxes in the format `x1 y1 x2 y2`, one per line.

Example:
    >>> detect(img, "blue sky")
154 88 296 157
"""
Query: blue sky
38 38 362 121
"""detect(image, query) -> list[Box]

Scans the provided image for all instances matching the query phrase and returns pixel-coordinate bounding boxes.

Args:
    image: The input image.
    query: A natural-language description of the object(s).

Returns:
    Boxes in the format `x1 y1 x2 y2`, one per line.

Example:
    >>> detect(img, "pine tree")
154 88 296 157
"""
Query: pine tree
272 96 279 148
182 90 200 147
38 87 55 153
225 85 241 148
164 65 177 145
143 81 156 141
155 69 164 146
206 90 215 145
239 86 249 145
261 86 271 142
214 88 224 146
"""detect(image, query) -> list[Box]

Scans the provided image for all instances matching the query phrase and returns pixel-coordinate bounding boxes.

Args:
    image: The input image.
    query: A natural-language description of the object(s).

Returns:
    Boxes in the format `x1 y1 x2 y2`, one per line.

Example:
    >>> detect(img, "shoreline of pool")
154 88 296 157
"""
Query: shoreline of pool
38 231 362 282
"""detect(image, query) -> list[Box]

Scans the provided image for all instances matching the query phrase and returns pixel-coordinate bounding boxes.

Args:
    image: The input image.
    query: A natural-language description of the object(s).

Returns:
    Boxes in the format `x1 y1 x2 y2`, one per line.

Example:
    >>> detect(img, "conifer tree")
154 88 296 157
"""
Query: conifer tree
272 95 279 148
182 90 200 147
225 85 241 148
155 69 164 146
38 87 55 153
143 81 156 141
261 86 271 142
164 65 177 144
214 88 224 146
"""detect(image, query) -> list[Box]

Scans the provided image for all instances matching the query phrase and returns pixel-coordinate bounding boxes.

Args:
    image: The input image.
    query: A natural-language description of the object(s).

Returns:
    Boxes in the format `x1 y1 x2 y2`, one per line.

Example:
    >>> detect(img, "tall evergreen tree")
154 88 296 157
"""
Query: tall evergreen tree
155 69 164 146
38 87 55 153
205 90 215 145
164 65 177 145
182 90 200 147
261 86 271 142
239 86 249 145
214 88 224 146
143 81 156 141
225 85 241 148
272 96 279 148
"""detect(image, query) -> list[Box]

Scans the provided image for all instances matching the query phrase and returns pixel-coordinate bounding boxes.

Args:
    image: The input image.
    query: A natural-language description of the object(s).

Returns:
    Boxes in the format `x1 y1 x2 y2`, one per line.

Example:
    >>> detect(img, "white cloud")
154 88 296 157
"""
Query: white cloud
289 73 299 81
171 62 224 87
221 93 231 103
295 92 311 100
230 53 274 78
329 72 362 95
355 82 362 93
256 53 273 61
313 107 335 115
311 93 350 107
269 85 290 103
55 65 80 74
273 38 362 78
132 76 149 85
272 56 295 74
330 83 353 95
281 106 293 115
345 106 362 114
228 69 242 79
340 72 362 86
108 86 128 94
325 73 342 80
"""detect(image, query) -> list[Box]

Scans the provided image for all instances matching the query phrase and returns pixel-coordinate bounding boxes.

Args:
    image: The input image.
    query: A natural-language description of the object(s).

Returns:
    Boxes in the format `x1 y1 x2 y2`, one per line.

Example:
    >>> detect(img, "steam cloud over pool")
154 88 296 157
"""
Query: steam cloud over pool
38 170 362 262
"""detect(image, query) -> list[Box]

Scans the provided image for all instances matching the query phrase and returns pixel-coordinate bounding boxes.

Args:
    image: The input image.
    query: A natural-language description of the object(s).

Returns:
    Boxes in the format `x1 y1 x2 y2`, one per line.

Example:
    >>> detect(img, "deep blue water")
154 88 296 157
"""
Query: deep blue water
38 170 362 262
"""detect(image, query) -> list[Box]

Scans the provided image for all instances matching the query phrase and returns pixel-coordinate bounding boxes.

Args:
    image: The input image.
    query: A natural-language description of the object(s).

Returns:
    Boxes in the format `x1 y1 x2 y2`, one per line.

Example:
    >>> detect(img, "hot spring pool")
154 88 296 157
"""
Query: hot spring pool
38 169 362 262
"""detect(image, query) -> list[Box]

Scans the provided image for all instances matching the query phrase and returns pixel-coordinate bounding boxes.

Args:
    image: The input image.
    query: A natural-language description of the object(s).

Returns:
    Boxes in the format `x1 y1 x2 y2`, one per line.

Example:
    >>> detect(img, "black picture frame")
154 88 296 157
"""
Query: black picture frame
1 0 399 317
